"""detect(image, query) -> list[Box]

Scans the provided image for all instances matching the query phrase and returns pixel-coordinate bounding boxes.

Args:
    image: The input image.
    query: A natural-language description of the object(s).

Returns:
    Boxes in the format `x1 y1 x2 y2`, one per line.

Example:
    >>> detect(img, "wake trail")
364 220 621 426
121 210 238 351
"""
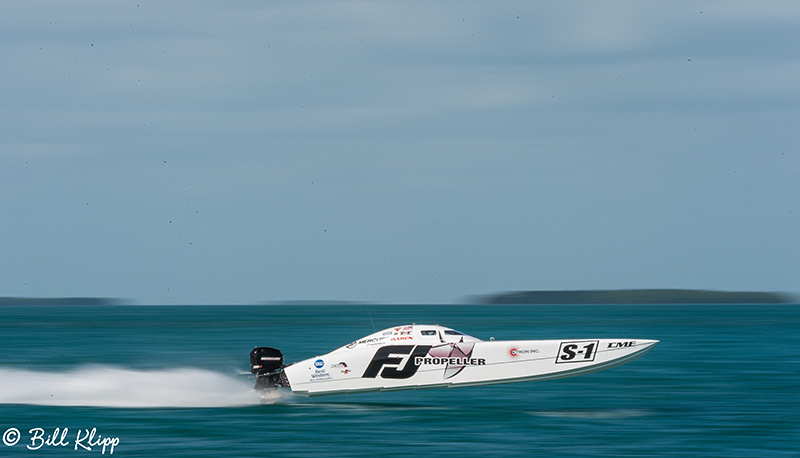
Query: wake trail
0 366 272 408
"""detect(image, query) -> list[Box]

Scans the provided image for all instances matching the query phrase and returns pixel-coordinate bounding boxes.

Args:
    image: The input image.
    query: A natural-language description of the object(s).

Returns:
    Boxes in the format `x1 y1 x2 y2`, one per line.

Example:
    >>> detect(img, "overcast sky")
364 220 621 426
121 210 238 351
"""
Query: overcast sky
2 1 798 304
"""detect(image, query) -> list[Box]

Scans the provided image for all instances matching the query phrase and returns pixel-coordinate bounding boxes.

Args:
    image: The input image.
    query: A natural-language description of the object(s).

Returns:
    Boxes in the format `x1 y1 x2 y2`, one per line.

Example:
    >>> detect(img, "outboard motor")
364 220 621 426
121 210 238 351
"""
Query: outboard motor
250 347 290 390
250 347 284 374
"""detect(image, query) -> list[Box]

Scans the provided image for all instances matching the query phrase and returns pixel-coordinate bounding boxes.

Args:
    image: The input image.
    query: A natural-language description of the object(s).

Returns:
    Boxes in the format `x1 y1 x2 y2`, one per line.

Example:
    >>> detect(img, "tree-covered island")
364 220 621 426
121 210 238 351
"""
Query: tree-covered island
472 289 796 305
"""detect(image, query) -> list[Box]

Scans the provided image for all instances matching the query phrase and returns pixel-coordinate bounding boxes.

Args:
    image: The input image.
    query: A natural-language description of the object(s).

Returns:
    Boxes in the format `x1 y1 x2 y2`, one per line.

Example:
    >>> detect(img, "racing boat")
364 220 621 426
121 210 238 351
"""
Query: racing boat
250 324 658 396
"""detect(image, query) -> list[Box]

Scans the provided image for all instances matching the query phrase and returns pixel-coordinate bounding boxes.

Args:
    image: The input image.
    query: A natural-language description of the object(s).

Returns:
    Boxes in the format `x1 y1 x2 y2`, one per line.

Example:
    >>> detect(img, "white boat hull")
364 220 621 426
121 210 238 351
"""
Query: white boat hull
273 327 657 396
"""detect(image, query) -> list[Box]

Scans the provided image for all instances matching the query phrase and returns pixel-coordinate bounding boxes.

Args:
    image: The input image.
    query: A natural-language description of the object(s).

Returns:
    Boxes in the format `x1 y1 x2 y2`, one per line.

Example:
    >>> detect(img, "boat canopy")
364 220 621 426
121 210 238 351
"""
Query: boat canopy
332 324 482 353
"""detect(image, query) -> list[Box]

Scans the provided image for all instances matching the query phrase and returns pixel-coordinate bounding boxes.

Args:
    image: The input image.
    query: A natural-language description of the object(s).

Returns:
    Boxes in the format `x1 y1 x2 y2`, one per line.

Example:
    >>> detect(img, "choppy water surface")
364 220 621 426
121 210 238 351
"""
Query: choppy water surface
1 304 798 456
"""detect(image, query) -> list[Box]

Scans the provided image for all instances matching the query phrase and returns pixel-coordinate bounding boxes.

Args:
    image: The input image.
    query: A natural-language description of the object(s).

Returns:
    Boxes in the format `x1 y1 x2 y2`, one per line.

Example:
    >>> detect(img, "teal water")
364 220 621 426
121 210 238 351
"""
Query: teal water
1 304 798 456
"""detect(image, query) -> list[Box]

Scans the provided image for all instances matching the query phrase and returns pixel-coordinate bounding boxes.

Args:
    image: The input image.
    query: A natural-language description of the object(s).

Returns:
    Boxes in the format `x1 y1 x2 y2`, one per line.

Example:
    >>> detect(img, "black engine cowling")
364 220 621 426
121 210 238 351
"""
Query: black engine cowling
250 347 289 390
250 347 284 375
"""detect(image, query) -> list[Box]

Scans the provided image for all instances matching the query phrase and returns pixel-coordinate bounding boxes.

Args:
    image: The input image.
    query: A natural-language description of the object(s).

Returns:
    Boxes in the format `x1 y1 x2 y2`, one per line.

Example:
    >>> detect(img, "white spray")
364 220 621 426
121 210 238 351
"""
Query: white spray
0 366 271 407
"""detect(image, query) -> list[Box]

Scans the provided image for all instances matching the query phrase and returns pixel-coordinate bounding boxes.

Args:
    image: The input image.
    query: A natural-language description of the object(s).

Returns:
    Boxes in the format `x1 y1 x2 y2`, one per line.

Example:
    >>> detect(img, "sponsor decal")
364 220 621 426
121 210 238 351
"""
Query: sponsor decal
310 360 332 382
555 340 599 363
414 356 485 367
310 369 332 382
421 342 483 379
346 336 389 349
362 343 485 380
607 341 636 348
331 362 351 374
362 345 427 379
508 347 539 359
391 336 413 342
392 326 413 336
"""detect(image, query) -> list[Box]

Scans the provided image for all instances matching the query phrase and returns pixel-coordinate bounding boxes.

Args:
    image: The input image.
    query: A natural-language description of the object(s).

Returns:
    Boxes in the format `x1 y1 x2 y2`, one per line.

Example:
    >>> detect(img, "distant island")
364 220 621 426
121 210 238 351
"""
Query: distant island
0 297 129 306
472 289 796 305
260 300 373 306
